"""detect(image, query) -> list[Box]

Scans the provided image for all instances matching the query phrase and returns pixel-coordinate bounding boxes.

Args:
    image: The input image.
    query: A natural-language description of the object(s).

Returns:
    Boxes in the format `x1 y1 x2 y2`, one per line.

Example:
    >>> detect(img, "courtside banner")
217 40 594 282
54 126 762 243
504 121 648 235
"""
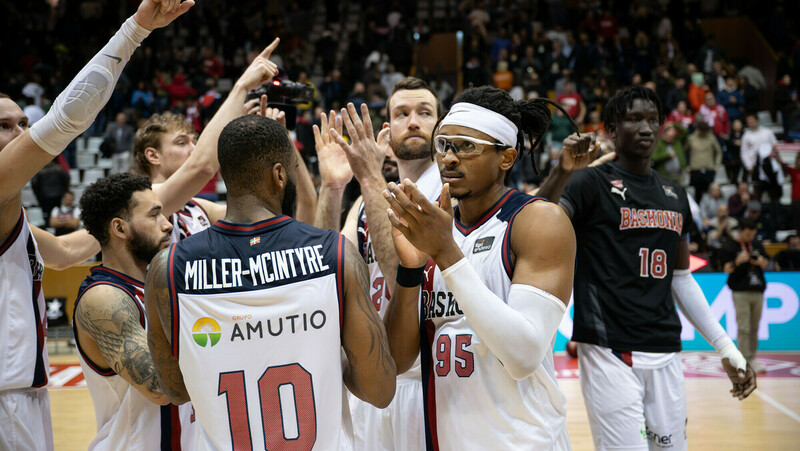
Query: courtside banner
555 272 800 352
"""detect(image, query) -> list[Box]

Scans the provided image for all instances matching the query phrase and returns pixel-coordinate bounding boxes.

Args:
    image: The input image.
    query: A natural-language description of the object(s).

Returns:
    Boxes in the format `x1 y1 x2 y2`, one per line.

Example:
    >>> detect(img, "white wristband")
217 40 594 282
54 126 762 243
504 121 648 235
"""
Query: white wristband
30 17 151 155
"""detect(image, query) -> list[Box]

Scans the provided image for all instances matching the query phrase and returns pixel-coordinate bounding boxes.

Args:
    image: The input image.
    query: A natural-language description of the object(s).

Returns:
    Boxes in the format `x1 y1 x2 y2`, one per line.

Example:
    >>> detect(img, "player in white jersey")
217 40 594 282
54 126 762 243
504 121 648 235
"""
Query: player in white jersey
383 86 578 450
144 114 396 450
315 78 442 449
73 173 181 449
0 2 193 449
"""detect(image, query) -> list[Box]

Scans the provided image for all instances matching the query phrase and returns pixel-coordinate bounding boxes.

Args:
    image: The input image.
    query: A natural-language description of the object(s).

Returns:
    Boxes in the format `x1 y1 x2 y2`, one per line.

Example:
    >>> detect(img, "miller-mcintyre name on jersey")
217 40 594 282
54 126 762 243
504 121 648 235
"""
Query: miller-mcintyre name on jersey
183 244 330 290
618 207 683 234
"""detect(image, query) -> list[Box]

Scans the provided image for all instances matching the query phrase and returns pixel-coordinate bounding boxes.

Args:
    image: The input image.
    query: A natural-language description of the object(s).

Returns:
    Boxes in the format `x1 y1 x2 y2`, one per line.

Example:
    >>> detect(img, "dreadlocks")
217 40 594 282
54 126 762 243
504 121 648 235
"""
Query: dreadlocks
602 86 665 131
431 86 578 174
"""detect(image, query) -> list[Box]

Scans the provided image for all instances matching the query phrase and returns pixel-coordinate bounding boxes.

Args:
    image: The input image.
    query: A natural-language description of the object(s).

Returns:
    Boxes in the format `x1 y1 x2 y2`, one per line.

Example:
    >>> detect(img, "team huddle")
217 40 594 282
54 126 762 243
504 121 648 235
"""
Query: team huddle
0 1 757 450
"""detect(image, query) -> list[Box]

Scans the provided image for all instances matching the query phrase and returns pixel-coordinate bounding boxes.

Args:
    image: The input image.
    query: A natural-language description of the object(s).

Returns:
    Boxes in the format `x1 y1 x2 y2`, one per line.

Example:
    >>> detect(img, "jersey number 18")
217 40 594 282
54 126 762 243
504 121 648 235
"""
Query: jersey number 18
638 248 667 279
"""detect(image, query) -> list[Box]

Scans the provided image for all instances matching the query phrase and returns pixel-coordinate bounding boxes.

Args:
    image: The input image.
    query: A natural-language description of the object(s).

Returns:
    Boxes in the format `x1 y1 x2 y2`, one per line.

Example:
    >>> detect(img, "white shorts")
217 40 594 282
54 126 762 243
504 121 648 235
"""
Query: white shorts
578 343 687 451
0 387 54 451
349 377 424 451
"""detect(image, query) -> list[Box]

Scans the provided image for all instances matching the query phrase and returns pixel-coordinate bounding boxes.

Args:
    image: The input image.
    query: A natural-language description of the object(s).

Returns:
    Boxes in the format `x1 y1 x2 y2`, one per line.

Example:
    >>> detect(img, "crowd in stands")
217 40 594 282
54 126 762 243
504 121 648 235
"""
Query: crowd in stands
3 0 800 271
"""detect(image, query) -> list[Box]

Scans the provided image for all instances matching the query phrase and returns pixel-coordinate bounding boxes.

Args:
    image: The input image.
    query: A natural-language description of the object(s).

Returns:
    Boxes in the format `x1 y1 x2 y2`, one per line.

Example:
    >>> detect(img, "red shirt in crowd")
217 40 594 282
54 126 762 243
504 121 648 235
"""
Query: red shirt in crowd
557 92 583 119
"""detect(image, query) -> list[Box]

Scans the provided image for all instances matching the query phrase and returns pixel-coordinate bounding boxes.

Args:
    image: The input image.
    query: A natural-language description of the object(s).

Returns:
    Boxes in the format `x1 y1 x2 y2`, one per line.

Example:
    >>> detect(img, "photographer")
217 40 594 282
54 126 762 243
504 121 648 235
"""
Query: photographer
722 218 770 373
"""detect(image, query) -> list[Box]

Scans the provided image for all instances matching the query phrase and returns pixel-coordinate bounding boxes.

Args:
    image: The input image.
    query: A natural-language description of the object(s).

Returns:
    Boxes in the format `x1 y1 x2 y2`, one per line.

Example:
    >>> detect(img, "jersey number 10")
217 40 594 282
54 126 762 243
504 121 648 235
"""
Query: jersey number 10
638 247 667 279
218 364 317 450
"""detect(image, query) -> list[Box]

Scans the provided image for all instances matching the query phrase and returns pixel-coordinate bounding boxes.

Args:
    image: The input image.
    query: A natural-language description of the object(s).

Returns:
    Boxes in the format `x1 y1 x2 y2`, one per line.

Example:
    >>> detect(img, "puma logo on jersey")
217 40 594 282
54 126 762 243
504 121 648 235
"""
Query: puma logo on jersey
473 237 495 254
610 179 627 200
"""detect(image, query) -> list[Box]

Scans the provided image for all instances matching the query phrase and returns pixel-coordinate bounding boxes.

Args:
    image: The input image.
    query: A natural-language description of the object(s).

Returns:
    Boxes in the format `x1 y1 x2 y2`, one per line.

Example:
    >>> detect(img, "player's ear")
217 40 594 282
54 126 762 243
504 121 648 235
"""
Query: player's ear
498 146 517 171
110 217 128 240
144 147 161 166
271 162 286 190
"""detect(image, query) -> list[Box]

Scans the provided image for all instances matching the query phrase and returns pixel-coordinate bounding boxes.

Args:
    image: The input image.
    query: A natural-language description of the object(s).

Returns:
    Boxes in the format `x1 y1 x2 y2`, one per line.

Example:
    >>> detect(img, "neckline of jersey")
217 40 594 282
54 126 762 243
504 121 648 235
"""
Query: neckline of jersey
453 189 515 236
212 215 292 234
91 265 145 288
609 161 654 181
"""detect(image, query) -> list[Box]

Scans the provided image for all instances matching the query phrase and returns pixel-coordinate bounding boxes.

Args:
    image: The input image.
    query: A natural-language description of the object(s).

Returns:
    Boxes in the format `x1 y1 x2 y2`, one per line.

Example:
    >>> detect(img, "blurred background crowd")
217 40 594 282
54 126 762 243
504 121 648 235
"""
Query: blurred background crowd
2 0 800 272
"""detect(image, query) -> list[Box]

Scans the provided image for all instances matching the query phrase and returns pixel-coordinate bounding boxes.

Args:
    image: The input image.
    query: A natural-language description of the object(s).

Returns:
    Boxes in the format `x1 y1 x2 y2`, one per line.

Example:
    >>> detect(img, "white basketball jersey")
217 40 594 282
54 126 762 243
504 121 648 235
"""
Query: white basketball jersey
170 216 347 450
170 198 212 243
0 210 48 391
74 266 168 450
169 198 213 450
420 190 570 450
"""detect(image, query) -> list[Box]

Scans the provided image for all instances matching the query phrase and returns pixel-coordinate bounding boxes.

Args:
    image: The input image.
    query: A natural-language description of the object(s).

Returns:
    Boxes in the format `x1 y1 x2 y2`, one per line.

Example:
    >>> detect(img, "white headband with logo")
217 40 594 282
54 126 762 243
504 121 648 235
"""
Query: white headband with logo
438 102 519 148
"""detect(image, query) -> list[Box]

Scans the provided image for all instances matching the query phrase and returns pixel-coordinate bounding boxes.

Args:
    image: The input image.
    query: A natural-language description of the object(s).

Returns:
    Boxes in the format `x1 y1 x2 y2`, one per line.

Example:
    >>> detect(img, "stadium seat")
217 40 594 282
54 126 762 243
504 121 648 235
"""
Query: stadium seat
70 169 81 186
82 168 106 186
21 186 38 207
76 153 96 169
86 137 104 154
26 207 45 227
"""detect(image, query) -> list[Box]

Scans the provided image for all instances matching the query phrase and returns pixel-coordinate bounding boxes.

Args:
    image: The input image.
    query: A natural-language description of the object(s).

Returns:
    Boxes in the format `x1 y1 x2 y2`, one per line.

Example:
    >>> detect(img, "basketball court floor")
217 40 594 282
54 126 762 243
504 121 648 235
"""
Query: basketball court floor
48 349 800 450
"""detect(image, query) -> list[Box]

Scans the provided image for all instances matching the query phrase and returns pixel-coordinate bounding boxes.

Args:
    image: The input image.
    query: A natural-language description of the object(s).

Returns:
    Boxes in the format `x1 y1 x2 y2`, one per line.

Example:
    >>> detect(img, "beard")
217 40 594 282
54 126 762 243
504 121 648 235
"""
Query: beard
281 178 297 216
392 134 431 161
382 158 399 182
451 190 472 200
127 226 166 265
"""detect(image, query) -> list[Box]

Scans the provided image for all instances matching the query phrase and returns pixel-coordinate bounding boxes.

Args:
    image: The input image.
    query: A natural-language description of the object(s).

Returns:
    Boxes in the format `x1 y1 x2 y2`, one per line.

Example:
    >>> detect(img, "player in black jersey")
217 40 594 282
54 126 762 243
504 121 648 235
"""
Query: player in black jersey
539 86 756 450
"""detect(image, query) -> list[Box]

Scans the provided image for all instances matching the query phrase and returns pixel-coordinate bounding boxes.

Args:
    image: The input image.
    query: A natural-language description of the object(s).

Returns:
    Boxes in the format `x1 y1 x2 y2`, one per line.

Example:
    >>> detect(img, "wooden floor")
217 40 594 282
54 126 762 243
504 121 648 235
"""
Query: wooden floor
49 353 800 450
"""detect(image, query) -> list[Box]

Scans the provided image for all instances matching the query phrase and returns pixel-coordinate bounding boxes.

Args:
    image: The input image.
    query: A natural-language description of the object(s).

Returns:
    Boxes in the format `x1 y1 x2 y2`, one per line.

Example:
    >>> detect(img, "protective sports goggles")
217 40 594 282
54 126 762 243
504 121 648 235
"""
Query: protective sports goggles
433 134 508 157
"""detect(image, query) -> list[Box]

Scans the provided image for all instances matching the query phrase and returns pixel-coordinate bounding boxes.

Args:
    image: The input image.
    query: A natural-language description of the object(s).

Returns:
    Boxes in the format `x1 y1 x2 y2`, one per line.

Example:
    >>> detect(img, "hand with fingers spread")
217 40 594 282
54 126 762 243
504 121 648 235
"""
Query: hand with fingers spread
235 38 280 92
722 359 757 400
133 0 195 31
384 180 464 270
560 132 596 172
315 110 353 190
330 103 385 187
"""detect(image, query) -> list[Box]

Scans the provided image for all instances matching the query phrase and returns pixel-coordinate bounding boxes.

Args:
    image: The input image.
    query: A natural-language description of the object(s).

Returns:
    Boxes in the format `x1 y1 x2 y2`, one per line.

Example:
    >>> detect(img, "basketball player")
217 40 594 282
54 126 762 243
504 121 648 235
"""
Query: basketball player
73 173 184 448
539 86 756 450
383 86 575 449
144 115 396 450
315 77 442 449
0 1 192 449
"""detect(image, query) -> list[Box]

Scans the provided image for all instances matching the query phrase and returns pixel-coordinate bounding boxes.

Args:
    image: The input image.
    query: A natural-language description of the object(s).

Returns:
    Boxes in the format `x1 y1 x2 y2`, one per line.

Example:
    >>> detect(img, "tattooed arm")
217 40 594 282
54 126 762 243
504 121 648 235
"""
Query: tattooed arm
74 284 170 405
145 247 190 404
341 239 396 408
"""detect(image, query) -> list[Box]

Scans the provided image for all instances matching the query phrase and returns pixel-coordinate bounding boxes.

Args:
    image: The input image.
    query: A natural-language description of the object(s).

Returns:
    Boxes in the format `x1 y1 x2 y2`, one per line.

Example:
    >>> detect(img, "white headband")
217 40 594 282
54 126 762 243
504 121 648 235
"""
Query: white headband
439 102 519 148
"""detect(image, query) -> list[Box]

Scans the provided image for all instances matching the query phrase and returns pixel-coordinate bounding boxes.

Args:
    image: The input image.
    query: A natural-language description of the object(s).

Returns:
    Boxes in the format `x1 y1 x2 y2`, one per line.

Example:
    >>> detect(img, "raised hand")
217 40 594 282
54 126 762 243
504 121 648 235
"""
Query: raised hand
384 180 462 269
236 38 280 92
330 103 385 185
560 132 596 172
132 0 195 31
315 110 352 190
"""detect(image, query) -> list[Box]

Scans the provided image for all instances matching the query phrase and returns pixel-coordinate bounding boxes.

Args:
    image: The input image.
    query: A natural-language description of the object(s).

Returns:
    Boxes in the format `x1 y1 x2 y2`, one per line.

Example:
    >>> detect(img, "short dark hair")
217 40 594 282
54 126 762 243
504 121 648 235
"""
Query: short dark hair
438 85 576 175
217 115 293 194
386 77 442 118
739 217 759 230
80 173 152 246
602 86 665 130
0 92 9 100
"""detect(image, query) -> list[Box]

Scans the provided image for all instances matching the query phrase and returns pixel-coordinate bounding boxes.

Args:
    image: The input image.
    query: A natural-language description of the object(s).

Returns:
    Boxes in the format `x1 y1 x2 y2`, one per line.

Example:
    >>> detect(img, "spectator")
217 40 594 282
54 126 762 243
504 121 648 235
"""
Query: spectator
774 235 800 271
131 81 156 118
31 160 70 226
104 111 135 174
688 72 707 112
652 122 688 184
597 10 618 40
157 70 197 109
668 99 695 129
699 91 730 139
547 103 575 151
665 77 688 112
728 181 752 219
319 68 344 110
492 61 514 91
543 40 569 90
774 74 795 129
697 35 725 74
741 113 777 183
582 110 604 135
556 80 586 125
686 114 722 202
724 118 745 184
721 218 769 374
717 76 745 122
707 204 738 249
775 150 800 230
744 200 775 242
739 75 760 113
700 183 727 228
201 47 223 79
49 191 81 236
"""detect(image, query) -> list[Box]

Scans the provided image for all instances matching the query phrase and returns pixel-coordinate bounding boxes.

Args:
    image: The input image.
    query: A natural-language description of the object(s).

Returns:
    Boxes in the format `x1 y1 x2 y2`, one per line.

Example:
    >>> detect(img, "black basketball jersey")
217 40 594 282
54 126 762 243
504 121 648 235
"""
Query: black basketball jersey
561 162 693 352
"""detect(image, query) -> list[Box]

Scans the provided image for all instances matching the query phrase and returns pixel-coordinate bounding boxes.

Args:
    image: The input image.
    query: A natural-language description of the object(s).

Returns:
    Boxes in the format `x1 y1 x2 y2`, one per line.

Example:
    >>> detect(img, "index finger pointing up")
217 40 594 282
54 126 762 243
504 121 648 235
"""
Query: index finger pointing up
260 38 280 59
